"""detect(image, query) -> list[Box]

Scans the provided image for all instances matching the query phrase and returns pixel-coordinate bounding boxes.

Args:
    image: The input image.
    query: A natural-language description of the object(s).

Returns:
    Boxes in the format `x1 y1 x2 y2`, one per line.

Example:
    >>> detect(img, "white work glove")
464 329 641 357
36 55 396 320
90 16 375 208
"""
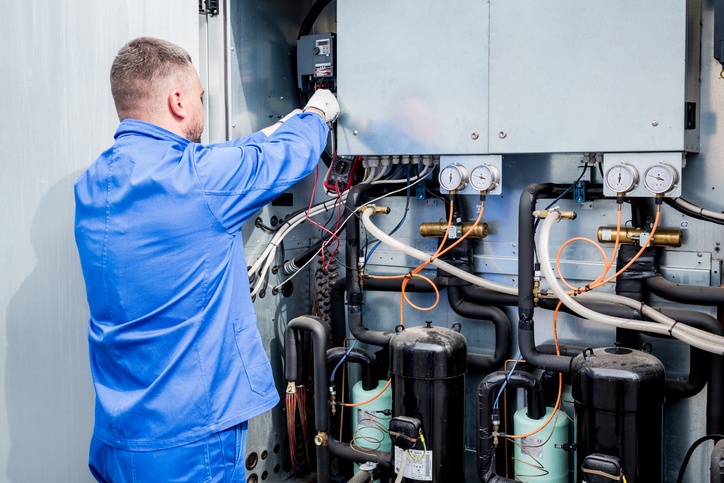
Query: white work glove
279 109 303 123
304 89 340 124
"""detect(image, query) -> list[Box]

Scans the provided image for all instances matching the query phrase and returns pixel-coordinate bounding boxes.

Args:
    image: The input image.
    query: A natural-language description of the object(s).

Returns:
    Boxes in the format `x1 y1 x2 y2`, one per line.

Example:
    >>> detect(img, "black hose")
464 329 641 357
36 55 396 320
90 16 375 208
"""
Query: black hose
448 286 510 370
711 440 724 483
328 438 394 472
477 371 545 483
663 197 724 226
326 346 375 391
677 434 724 483
645 275 724 306
297 0 334 39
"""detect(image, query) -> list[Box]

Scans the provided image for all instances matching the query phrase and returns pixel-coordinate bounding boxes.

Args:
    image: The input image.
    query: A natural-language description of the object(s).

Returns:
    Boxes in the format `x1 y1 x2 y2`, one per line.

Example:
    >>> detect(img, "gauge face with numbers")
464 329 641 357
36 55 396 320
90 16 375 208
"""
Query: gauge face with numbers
643 163 679 194
605 163 639 194
470 164 500 193
439 164 469 192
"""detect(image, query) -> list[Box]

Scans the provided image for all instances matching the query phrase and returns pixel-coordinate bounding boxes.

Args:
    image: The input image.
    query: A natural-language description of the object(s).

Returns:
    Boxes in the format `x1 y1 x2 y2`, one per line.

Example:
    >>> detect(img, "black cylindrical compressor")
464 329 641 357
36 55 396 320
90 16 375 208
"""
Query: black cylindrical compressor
572 346 665 483
388 322 467 482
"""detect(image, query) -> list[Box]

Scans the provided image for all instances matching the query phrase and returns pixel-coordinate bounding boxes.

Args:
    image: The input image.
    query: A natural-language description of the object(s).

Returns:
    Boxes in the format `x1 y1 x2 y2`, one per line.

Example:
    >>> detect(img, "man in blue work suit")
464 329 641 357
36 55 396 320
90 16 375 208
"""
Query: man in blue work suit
74 37 339 482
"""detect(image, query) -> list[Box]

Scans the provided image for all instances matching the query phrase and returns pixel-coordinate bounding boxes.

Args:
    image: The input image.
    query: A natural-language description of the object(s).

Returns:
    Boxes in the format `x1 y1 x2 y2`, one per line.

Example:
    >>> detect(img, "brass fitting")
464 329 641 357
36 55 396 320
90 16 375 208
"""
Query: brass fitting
314 432 328 446
533 281 541 306
493 424 500 447
359 205 391 215
329 386 337 416
597 227 682 247
419 222 488 238
534 208 577 220
286 381 296 394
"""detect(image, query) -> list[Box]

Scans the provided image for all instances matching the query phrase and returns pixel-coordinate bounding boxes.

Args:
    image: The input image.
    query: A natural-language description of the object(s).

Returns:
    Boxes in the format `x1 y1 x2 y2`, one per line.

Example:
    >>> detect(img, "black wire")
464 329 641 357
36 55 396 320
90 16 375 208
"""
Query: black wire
533 165 589 232
676 434 724 483
663 198 724 226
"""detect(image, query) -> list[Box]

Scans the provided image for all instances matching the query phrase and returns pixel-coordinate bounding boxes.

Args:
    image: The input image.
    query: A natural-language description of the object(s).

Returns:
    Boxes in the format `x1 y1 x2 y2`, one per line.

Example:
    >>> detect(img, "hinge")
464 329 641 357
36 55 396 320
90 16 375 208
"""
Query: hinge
199 0 219 16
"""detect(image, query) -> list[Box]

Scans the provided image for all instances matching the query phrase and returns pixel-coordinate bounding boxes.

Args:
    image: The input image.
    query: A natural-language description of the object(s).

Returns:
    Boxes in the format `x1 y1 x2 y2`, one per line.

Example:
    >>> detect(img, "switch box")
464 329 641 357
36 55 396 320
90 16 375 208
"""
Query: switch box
297 33 336 93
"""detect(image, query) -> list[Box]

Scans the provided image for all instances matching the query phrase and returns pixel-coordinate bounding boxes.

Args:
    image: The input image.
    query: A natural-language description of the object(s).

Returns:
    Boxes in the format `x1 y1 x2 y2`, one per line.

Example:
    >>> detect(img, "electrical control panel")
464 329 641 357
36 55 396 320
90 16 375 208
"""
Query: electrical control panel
297 33 336 93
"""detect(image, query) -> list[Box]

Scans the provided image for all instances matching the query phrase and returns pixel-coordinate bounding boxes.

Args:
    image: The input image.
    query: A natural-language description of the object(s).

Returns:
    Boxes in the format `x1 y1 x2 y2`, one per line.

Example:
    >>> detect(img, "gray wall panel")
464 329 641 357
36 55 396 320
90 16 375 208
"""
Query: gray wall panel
0 1 198 481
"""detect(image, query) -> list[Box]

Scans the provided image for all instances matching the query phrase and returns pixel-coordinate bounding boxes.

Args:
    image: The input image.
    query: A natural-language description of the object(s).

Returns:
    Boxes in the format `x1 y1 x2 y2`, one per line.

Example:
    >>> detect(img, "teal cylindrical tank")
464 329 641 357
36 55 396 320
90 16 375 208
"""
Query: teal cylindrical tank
513 406 569 482
351 379 392 480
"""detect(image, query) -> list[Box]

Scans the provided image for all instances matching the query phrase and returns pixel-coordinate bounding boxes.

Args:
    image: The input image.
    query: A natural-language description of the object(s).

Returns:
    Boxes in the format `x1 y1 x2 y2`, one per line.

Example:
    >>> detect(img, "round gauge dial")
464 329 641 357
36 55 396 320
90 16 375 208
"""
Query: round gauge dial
643 163 678 195
439 164 469 192
470 164 500 193
605 163 639 194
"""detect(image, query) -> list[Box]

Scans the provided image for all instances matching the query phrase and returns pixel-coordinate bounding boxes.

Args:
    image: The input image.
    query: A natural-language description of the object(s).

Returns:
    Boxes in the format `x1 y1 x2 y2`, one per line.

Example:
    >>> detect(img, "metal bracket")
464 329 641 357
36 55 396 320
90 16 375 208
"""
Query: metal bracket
573 180 586 203
199 0 219 16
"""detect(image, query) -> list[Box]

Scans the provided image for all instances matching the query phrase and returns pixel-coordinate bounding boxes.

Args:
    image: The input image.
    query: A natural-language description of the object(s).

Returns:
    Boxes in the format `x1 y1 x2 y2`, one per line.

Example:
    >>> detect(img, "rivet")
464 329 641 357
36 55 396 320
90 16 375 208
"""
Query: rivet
498 131 507 139
652 120 659 127
471 131 479 140
353 130 359 136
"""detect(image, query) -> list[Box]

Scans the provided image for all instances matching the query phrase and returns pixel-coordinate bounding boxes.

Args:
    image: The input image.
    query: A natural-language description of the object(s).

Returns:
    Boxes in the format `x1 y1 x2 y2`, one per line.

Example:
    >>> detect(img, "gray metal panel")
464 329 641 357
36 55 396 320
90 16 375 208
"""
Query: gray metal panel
0 1 198 481
488 0 690 154
336 0 489 156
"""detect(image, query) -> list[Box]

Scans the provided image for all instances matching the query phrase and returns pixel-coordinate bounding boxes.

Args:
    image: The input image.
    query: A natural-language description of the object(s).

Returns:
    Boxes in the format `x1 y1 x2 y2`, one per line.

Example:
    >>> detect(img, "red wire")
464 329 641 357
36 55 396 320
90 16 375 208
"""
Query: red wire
305 165 342 269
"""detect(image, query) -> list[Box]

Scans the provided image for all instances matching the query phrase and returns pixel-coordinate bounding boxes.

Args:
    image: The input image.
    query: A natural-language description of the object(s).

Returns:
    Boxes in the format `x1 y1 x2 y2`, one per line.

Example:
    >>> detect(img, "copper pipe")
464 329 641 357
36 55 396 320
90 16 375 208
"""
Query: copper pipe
597 226 682 247
419 222 488 238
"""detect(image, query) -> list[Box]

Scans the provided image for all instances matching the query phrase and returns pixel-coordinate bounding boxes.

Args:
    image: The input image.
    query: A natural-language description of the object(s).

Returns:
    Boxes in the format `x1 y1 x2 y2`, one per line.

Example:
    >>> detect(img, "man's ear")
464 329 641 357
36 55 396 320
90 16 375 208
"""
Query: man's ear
168 89 186 119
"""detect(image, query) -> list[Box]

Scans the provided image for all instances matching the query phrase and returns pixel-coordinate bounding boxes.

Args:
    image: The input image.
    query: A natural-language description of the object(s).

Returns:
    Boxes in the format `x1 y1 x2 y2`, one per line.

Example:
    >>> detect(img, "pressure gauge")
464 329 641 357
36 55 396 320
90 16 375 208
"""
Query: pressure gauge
605 163 639 194
439 164 469 192
470 164 500 193
643 163 679 195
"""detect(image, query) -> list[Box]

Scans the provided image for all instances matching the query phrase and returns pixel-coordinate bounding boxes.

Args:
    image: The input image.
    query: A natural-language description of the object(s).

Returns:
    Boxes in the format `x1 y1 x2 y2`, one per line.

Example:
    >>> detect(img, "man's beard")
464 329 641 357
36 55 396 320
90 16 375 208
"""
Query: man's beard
184 121 203 144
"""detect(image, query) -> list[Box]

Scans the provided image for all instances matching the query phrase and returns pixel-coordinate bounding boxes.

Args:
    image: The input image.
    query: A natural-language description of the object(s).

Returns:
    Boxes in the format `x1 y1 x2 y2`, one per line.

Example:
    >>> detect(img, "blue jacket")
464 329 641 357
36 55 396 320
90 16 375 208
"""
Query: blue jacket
74 115 328 450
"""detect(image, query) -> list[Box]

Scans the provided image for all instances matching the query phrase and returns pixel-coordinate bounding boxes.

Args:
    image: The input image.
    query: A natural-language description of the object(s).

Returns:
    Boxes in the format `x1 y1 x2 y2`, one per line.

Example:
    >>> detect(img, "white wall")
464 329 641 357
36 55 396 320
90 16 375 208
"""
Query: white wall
0 1 198 480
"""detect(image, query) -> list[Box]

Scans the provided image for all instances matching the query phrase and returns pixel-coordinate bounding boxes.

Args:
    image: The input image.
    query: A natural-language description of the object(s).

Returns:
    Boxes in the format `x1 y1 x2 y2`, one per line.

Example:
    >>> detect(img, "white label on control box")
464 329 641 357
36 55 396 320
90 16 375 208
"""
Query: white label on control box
394 447 433 481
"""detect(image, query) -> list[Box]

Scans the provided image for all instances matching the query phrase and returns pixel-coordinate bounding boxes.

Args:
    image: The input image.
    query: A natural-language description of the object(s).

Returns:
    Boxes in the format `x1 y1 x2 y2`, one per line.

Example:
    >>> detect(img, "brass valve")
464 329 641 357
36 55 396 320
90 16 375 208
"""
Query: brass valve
597 227 682 247
419 222 488 238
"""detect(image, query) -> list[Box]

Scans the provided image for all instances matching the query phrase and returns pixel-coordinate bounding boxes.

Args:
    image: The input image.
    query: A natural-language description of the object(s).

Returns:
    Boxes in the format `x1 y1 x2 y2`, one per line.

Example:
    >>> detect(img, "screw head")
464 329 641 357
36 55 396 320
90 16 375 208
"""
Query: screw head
498 131 507 139
353 130 358 136
471 131 479 140
652 120 659 127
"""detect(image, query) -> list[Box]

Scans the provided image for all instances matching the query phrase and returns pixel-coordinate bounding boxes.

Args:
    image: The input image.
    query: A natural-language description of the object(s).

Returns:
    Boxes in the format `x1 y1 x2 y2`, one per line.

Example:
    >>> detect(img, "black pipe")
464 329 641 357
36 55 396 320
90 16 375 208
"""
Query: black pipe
517 184 575 373
645 275 724 306
539 298 712 401
448 286 510 370
344 185 394 347
328 438 394 472
460 284 519 306
285 316 332 483
326 346 375 391
477 371 545 483
330 276 438 349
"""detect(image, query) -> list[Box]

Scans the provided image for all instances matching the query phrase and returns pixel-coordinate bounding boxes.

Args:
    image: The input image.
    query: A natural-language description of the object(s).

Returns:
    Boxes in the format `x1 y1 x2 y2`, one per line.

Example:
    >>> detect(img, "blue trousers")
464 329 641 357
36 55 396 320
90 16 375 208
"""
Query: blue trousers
89 422 247 483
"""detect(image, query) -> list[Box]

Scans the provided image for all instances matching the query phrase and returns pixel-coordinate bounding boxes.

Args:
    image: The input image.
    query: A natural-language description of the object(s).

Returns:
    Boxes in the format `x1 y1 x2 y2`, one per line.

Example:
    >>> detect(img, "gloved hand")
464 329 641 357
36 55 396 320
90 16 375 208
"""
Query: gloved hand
304 89 340 124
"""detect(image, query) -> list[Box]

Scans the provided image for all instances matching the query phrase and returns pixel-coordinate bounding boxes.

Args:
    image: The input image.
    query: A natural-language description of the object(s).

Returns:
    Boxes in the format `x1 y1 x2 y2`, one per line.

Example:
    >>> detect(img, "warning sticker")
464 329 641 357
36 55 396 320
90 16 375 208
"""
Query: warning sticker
315 63 332 77
520 437 544 458
394 446 433 481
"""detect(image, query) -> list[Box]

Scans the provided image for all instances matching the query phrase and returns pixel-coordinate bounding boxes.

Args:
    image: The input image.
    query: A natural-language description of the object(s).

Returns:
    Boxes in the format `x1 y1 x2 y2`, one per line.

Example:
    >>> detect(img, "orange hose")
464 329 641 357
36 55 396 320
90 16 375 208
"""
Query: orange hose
339 379 391 407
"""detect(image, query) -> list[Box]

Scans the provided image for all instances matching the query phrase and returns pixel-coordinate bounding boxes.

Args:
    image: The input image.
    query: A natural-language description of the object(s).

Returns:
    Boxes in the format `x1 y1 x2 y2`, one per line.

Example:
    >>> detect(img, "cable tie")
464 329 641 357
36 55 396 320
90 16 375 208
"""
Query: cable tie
584 284 592 292
668 321 679 337
404 272 413 280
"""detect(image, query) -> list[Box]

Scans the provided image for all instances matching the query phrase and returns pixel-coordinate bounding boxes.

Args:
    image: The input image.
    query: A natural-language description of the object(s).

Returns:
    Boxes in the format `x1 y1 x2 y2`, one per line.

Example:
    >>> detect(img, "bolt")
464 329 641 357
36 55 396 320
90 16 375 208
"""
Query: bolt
652 120 659 127
498 131 507 139
232 124 236 128
698 252 703 257
471 131 479 140
353 130 358 136
231 47 234 51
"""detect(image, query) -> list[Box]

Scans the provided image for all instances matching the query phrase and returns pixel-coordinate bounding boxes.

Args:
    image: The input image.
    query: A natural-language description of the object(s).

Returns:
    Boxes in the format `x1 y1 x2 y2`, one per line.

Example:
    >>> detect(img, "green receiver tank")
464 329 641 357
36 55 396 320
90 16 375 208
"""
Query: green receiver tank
513 406 569 482
351 379 393 480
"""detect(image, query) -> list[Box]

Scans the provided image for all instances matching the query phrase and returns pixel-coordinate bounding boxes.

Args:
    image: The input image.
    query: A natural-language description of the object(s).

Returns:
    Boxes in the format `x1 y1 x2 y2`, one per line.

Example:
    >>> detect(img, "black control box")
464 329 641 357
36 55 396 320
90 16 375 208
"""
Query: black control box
297 33 336 92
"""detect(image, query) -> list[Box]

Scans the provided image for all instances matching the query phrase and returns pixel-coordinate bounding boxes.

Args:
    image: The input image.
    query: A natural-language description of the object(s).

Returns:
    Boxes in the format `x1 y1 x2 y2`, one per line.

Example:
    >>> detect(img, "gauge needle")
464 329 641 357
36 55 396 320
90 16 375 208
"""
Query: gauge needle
653 175 664 181
618 172 621 183
449 173 453 183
